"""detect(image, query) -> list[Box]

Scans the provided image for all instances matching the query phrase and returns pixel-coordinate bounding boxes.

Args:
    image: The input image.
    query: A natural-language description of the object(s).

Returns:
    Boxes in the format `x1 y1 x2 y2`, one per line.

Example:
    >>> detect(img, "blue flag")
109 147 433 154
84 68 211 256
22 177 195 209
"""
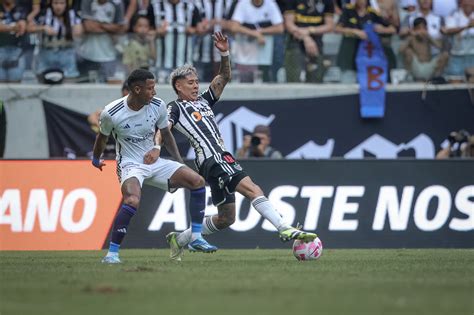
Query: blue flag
356 23 388 118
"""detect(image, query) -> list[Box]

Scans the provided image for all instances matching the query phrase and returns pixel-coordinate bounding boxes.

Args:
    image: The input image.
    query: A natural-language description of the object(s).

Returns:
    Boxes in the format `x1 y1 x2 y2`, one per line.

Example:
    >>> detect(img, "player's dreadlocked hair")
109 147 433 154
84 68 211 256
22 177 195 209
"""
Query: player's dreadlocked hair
127 69 155 89
170 64 198 94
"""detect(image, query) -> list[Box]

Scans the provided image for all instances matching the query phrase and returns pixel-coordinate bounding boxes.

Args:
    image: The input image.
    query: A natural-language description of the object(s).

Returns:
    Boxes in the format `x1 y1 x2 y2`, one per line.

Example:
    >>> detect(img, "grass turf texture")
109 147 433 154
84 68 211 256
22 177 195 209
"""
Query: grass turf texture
1 249 473 315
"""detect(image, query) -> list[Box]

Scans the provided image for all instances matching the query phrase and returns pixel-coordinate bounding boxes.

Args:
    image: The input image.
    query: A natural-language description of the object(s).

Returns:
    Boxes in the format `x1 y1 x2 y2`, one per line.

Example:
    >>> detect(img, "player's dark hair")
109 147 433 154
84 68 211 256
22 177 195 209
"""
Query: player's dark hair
170 64 198 94
413 17 427 28
127 69 155 89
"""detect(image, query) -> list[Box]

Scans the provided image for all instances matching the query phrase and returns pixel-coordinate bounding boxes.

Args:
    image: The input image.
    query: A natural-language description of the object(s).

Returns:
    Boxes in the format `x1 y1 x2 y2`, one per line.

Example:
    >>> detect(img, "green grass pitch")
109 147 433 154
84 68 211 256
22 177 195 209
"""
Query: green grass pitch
1 249 473 315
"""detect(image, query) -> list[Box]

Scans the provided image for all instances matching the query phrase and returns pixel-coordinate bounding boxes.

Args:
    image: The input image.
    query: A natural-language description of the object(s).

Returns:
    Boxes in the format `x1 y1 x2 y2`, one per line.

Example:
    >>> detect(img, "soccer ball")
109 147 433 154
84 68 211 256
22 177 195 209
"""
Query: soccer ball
292 237 323 261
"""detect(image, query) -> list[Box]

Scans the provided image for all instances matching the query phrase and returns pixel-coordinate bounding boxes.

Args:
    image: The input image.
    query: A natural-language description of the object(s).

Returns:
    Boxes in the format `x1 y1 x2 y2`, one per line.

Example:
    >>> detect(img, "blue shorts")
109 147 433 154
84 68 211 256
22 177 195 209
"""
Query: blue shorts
445 54 474 77
0 46 25 82
36 47 79 78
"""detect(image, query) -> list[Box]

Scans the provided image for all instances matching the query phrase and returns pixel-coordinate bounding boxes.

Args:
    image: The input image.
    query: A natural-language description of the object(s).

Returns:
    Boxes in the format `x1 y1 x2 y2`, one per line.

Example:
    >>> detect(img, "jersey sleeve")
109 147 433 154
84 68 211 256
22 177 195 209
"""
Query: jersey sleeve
324 0 335 15
80 0 94 20
167 101 180 127
201 87 219 107
99 109 113 136
337 8 351 27
155 100 170 130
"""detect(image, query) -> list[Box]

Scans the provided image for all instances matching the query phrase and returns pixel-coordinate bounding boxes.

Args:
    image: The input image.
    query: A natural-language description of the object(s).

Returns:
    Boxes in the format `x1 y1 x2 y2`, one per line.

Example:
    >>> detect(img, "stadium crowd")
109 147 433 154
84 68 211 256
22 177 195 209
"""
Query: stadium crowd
0 0 473 84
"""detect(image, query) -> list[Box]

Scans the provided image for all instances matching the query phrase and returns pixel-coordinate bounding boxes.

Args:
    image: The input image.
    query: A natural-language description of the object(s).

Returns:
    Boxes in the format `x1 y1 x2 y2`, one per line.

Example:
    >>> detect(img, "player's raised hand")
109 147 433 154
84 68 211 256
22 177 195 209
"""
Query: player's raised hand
213 31 229 52
144 147 161 165
92 157 106 171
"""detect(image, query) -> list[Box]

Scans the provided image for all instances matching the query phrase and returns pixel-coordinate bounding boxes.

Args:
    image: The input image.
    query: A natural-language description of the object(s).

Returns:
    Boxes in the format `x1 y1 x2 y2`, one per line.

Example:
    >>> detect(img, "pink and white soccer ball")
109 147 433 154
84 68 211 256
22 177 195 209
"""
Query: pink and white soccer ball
292 237 323 261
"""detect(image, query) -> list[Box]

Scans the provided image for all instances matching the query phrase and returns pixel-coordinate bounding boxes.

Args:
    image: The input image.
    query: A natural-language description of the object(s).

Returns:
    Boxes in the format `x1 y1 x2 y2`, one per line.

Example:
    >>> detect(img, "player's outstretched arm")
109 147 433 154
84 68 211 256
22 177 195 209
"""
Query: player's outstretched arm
210 31 231 99
160 126 184 164
92 133 108 171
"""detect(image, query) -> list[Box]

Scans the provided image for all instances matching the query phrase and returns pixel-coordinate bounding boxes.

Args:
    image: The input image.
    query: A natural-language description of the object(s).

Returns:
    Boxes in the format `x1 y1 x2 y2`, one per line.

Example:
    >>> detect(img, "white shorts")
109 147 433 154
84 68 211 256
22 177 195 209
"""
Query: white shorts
118 158 183 191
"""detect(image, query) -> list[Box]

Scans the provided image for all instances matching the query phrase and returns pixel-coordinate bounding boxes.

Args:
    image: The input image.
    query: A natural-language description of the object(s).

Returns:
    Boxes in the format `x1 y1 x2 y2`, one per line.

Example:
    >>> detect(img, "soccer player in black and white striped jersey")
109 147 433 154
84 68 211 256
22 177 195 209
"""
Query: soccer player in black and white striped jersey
165 32 317 260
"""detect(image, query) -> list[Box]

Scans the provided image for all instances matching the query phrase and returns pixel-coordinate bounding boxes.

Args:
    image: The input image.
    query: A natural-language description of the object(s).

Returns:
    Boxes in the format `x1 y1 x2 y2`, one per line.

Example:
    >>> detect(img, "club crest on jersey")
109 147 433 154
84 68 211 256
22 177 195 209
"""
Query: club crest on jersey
192 111 202 122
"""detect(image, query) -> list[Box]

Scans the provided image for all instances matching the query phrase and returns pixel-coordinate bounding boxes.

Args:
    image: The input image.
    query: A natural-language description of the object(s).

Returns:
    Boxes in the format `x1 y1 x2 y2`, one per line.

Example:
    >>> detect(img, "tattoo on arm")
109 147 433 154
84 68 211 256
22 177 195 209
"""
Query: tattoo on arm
210 55 231 99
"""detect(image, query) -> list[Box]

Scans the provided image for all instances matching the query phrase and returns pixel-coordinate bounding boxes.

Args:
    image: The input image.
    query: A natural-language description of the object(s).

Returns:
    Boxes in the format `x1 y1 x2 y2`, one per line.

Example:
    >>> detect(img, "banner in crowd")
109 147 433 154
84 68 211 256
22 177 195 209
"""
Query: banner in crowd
0 160 121 250
356 23 388 118
120 159 474 249
42 90 474 159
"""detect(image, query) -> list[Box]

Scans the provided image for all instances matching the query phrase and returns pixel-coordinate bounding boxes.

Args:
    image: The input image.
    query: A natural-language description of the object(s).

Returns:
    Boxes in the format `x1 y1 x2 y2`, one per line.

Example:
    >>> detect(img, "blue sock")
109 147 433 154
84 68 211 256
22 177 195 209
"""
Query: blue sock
110 204 137 250
190 188 205 237
108 242 120 254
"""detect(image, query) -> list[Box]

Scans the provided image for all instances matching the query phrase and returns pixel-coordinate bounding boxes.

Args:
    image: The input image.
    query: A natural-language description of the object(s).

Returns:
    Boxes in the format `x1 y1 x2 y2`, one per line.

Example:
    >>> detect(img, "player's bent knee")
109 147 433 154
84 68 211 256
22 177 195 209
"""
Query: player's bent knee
123 195 140 209
190 175 205 189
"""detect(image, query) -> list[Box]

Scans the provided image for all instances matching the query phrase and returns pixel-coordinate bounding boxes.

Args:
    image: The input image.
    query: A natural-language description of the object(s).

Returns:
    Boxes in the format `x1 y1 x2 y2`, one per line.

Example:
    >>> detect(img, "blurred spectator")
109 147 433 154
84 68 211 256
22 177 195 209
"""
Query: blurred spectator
122 15 155 75
400 0 444 46
334 0 351 14
270 0 285 82
27 0 76 22
77 0 126 83
151 0 202 79
236 125 283 159
193 0 235 82
27 0 82 80
283 0 335 83
335 0 396 83
400 17 448 81
371 0 400 27
436 130 473 158
0 0 27 83
443 0 474 79
432 0 458 18
122 0 138 30
229 0 284 83
371 0 400 74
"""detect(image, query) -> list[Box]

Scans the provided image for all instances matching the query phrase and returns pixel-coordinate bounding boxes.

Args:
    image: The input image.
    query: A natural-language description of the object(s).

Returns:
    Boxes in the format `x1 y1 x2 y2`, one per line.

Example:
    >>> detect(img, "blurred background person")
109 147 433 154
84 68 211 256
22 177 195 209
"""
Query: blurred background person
371 0 400 74
0 0 27 83
400 17 448 81
236 125 283 159
193 0 235 82
77 0 126 83
283 0 335 83
436 130 472 159
229 0 284 83
400 0 444 55
335 0 396 83
122 14 155 75
27 0 82 80
432 0 458 18
151 0 202 81
442 0 474 81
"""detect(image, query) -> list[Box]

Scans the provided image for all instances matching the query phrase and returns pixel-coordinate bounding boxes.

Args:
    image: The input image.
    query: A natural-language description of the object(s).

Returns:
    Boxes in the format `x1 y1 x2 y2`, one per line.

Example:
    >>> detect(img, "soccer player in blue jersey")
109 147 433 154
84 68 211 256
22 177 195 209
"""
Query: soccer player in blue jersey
92 69 217 263
165 32 317 261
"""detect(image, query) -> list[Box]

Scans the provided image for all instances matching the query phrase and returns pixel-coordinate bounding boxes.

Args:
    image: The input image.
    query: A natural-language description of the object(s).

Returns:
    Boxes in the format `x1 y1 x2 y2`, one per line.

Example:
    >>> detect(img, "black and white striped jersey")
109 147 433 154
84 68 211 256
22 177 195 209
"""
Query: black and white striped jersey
193 0 235 63
167 87 225 167
151 0 201 69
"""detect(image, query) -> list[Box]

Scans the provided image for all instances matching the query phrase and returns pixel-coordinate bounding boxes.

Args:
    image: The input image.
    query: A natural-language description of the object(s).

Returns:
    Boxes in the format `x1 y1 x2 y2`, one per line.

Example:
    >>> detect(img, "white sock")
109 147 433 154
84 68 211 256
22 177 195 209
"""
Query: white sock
251 196 289 232
202 216 220 235
176 216 220 247
191 232 201 241
176 229 191 247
